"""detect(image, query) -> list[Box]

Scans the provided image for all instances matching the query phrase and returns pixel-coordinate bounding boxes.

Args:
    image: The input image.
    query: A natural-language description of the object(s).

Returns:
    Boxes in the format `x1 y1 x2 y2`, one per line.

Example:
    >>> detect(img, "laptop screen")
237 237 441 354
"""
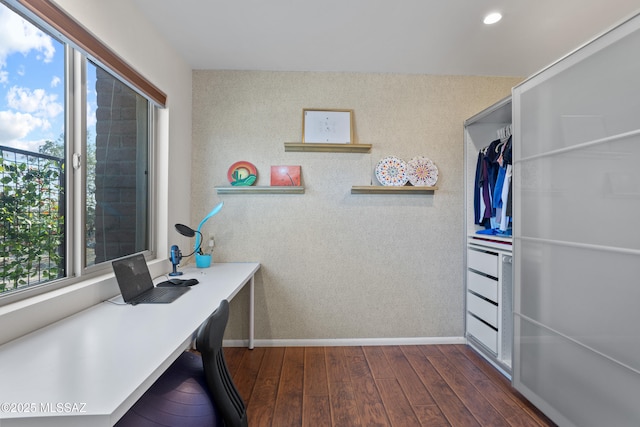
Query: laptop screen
112 254 155 302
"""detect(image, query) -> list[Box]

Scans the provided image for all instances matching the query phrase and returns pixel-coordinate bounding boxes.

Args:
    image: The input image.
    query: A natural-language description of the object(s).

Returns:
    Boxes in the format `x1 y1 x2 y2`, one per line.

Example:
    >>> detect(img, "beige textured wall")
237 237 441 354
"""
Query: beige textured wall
192 71 520 342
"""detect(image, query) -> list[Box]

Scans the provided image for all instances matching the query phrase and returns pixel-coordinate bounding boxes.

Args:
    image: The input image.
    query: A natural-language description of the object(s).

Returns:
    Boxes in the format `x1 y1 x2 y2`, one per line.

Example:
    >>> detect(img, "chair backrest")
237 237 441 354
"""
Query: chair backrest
196 299 248 427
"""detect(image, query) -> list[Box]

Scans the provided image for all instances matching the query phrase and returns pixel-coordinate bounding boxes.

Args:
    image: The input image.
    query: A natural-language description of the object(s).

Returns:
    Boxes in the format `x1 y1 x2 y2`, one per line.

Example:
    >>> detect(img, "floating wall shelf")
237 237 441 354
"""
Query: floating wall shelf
351 186 437 195
215 186 305 195
284 143 372 153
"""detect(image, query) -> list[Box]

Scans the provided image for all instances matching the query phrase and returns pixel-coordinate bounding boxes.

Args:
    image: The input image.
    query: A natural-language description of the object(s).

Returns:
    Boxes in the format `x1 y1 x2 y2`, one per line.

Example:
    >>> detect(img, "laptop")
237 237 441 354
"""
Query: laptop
112 253 190 305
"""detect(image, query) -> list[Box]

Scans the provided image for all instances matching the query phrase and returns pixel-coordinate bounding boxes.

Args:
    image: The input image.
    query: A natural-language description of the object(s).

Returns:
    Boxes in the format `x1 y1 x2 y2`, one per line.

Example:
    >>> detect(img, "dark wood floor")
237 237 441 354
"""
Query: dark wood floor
224 344 556 427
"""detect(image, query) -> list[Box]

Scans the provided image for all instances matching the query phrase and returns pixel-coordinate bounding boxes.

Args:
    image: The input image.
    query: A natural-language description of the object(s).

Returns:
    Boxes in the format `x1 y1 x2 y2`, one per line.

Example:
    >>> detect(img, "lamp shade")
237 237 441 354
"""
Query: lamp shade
175 223 196 237
194 202 224 253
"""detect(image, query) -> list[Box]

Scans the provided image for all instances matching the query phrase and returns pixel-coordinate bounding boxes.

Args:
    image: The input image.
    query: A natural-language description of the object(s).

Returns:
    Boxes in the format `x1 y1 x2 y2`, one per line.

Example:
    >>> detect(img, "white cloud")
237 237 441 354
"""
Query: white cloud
0 70 7 84
0 5 56 69
0 110 46 143
51 76 61 88
22 140 43 151
87 104 96 129
0 137 43 154
7 86 63 119
1 86 59 146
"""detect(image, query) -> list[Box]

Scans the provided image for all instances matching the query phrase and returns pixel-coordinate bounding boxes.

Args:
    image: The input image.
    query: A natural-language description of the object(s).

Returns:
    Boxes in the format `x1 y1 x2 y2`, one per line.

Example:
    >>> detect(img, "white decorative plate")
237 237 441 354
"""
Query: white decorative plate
407 156 438 186
375 156 408 186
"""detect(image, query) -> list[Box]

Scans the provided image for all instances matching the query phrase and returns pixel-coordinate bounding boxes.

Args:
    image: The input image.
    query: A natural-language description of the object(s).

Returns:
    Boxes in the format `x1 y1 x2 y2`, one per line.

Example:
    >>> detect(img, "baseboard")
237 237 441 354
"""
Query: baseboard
224 336 465 347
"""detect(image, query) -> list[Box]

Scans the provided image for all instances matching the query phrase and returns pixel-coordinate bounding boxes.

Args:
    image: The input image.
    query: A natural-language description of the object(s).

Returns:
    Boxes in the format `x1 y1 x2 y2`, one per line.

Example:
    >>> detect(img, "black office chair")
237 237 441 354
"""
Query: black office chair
196 299 248 427
115 351 222 427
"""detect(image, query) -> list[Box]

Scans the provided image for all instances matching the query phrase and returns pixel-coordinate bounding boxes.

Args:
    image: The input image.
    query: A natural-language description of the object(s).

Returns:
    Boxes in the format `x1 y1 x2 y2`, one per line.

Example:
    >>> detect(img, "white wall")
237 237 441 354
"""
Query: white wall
192 70 521 343
0 0 518 346
0 0 193 345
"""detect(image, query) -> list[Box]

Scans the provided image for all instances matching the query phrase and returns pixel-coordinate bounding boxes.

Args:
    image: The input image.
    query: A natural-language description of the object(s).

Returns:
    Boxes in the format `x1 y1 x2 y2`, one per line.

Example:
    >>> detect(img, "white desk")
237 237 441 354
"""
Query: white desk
0 262 260 427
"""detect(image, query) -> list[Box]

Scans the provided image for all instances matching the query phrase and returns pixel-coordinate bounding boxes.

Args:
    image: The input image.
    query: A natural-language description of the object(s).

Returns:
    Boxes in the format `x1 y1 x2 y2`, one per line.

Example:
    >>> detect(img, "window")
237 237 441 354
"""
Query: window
0 1 157 299
86 61 150 267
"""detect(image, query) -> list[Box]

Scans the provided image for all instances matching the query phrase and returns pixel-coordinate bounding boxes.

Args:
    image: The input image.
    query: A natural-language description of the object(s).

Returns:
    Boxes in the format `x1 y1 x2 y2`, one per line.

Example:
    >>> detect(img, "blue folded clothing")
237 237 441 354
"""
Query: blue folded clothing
476 228 512 236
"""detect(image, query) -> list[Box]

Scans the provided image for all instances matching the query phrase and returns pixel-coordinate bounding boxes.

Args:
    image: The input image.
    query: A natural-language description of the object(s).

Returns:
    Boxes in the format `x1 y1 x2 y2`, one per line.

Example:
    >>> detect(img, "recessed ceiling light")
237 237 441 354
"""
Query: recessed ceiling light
483 12 502 25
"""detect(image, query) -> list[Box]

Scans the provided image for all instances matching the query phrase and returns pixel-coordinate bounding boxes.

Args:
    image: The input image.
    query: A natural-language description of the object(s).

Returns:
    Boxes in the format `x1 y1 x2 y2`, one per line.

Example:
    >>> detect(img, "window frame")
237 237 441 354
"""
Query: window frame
0 0 162 305
5 0 166 107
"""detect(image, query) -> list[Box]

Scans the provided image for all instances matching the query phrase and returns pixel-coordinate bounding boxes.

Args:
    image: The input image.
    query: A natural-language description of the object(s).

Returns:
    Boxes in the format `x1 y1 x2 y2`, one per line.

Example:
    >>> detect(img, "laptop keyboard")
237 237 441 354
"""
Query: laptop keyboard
134 288 172 303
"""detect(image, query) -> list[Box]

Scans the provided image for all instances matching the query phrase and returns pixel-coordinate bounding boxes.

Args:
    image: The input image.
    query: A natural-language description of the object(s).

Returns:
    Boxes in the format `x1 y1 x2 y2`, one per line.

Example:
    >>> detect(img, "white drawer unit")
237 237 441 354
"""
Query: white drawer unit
467 292 498 328
465 237 513 376
467 270 498 302
466 314 498 353
467 248 498 277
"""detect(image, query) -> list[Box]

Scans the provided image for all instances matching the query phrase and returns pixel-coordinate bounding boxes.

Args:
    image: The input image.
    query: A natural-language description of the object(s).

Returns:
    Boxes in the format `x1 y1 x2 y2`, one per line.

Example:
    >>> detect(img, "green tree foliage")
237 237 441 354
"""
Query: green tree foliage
0 153 64 291
1 131 97 292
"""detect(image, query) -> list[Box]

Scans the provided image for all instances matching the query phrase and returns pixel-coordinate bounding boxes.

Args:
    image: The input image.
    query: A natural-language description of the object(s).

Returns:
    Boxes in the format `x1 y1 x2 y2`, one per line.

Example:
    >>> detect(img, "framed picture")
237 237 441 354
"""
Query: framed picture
302 109 353 144
271 165 301 186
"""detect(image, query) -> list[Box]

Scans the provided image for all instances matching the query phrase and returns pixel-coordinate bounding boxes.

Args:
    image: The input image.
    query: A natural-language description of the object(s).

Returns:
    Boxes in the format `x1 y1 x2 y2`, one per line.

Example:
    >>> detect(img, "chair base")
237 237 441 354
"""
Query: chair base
116 351 222 427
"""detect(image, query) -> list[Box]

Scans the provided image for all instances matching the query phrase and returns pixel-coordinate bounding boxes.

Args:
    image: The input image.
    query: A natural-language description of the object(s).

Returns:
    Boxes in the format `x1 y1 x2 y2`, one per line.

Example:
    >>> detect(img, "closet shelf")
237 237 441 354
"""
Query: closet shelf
215 186 305 194
284 143 372 153
351 185 437 195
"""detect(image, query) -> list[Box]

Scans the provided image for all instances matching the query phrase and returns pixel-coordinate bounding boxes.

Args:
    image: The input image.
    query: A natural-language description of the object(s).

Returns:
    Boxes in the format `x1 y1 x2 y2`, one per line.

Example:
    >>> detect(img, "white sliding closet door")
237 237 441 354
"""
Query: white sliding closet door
512 12 640 427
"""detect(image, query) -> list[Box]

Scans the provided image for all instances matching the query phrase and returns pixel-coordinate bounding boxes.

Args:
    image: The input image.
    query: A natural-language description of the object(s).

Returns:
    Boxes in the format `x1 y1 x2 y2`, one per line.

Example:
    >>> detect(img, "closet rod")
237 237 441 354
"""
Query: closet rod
497 123 512 140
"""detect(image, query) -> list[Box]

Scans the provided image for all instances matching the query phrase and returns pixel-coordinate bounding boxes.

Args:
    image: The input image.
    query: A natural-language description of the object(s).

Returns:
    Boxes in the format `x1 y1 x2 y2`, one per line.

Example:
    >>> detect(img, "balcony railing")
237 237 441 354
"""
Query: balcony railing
0 145 65 293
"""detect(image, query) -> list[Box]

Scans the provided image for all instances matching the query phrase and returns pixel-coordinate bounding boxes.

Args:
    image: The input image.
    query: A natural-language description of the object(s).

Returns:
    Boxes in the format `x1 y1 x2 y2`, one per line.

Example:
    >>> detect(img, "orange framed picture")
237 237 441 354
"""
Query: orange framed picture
271 166 301 186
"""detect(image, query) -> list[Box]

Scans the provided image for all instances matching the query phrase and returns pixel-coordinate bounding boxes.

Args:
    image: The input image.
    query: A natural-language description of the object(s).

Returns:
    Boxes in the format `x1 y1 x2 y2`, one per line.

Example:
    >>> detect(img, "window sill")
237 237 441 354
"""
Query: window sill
0 259 168 346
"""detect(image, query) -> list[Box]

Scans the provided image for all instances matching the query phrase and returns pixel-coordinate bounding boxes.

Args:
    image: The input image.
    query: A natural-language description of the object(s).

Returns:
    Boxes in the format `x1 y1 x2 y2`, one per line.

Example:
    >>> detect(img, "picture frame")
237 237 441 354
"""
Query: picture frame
302 109 353 144
271 165 301 186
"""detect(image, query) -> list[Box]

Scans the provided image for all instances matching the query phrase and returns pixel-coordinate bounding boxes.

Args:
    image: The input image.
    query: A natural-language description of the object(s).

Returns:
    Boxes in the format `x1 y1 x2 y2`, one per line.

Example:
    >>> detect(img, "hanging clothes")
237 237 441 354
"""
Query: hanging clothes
473 135 512 235
474 147 492 225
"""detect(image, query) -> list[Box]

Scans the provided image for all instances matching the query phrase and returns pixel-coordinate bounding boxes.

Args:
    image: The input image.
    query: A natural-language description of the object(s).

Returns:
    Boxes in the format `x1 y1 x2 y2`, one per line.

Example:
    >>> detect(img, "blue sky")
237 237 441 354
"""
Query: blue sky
0 3 96 153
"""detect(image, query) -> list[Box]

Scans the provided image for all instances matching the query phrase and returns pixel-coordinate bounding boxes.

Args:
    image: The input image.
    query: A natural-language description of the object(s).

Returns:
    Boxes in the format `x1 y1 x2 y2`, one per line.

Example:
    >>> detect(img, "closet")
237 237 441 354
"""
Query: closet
512 11 640 427
463 97 513 376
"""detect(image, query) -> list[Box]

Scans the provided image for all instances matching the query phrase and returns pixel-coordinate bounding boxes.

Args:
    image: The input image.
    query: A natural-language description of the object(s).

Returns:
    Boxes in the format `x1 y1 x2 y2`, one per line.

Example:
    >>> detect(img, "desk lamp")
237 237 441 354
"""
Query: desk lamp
173 202 224 271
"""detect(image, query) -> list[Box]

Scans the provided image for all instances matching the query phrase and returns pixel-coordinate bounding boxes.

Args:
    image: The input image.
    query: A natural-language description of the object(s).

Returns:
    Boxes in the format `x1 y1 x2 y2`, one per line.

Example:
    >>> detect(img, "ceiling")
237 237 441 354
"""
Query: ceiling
131 0 639 77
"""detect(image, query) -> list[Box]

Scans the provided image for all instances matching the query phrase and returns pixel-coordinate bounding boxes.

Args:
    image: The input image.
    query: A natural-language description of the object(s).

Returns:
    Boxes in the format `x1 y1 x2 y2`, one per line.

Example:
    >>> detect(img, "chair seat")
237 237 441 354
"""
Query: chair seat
116 351 222 427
